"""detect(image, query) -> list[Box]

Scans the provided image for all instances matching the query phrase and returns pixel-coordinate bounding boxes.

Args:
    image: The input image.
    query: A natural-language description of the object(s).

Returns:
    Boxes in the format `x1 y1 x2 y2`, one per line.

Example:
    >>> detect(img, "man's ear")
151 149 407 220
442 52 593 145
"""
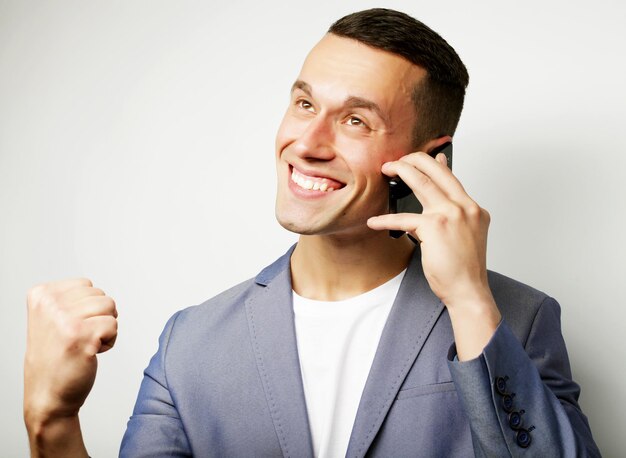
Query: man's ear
418 135 453 154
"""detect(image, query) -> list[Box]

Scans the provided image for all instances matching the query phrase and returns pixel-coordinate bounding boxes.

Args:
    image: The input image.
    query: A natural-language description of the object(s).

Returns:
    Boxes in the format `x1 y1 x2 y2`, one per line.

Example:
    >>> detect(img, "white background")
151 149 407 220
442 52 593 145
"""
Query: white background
1 1 624 455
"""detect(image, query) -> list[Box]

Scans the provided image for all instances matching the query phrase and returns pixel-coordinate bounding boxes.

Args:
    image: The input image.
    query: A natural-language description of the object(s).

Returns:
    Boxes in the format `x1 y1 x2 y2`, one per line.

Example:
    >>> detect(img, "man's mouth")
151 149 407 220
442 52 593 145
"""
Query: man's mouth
290 167 345 192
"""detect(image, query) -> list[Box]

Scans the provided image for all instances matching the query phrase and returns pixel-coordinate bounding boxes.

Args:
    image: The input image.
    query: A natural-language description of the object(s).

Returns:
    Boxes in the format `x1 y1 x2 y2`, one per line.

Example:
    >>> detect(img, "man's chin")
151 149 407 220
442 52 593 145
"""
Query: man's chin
275 214 376 240
275 216 323 236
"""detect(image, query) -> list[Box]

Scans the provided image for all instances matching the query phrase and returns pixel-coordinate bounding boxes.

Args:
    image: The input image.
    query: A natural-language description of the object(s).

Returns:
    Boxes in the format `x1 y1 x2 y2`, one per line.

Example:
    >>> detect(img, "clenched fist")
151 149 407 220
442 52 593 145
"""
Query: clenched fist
24 278 118 457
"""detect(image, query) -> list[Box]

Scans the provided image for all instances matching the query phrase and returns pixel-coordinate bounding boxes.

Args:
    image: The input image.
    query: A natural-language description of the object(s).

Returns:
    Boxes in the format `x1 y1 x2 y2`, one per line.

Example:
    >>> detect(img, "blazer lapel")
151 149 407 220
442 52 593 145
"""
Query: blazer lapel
245 247 314 458
345 248 446 458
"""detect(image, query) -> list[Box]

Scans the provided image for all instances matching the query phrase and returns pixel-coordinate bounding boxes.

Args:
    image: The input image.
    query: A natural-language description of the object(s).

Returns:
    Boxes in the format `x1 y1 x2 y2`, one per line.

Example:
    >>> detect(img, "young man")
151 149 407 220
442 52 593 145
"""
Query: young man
24 9 599 457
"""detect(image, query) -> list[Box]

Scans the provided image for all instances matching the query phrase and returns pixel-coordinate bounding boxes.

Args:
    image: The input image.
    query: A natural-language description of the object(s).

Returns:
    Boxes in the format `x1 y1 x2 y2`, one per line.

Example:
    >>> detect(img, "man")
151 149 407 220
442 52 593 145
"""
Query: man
24 8 599 457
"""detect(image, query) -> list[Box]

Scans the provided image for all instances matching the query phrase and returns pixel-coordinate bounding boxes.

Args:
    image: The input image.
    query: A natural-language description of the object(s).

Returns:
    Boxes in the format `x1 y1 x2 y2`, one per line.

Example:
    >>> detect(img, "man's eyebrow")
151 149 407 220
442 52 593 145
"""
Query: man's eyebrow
345 96 390 126
291 80 312 96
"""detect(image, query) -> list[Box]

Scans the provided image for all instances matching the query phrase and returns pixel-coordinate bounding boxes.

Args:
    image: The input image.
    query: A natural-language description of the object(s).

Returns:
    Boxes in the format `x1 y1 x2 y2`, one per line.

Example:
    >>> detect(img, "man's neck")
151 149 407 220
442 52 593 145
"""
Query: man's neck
290 232 415 301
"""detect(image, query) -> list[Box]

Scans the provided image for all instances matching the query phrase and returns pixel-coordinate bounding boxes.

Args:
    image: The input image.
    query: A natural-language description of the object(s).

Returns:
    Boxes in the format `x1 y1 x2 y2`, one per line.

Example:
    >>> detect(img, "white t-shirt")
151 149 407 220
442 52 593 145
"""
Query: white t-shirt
292 270 406 458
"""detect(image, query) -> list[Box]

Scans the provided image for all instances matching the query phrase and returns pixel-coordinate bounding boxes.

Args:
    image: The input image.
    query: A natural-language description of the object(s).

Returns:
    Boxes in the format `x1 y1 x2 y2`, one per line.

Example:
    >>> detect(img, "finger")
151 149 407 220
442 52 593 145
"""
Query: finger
72 295 118 319
382 160 449 209
368 213 423 234
43 278 94 294
83 315 118 354
100 334 117 353
396 152 470 204
58 286 106 305
436 152 448 167
28 278 94 305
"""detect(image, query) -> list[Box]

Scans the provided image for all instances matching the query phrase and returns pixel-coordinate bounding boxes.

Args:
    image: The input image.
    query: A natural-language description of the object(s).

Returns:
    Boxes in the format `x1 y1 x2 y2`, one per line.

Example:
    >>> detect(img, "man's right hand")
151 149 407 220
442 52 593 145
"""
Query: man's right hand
24 278 118 457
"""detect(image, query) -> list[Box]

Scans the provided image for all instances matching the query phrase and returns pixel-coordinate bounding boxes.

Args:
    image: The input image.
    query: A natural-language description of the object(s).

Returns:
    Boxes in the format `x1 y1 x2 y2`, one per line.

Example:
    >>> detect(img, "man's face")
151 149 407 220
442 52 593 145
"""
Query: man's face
275 34 426 238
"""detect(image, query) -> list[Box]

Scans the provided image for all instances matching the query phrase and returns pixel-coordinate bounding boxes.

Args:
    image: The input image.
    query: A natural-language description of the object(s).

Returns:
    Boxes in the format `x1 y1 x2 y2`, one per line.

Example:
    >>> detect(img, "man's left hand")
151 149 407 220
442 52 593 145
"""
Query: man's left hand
367 150 501 360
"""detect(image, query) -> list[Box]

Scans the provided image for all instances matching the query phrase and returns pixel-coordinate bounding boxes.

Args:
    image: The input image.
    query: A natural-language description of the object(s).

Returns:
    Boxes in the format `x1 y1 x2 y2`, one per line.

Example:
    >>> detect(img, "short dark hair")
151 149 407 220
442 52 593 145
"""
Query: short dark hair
328 8 469 148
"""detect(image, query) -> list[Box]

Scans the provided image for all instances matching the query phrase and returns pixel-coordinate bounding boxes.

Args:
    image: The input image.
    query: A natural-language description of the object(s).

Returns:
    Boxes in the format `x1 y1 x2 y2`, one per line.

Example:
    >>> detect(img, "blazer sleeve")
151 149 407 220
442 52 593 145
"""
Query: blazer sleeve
447 297 601 457
119 311 192 457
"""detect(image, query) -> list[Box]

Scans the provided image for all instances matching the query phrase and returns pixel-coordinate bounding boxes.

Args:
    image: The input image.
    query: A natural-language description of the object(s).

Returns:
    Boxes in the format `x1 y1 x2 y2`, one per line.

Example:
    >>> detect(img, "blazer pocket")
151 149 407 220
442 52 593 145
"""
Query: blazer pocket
396 381 456 400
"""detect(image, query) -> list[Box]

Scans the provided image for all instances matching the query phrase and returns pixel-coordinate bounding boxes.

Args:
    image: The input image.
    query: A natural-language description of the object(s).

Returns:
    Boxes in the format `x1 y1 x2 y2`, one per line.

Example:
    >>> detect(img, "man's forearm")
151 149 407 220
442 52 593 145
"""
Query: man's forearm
447 303 601 457
25 414 88 458
447 293 501 361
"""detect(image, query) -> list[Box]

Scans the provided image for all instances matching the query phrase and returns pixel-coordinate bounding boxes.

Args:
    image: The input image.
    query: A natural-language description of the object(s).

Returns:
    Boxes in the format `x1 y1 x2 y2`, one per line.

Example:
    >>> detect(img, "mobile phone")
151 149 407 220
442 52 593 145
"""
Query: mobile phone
388 142 453 239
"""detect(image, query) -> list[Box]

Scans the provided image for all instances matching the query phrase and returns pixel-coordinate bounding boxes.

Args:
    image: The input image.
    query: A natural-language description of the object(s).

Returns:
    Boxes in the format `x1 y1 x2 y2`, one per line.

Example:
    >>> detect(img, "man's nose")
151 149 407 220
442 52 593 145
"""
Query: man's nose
291 115 336 161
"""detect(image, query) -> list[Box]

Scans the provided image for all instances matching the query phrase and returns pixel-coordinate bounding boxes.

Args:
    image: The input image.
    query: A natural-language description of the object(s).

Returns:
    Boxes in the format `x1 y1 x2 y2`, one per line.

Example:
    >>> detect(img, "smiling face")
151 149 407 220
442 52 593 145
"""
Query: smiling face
275 34 427 238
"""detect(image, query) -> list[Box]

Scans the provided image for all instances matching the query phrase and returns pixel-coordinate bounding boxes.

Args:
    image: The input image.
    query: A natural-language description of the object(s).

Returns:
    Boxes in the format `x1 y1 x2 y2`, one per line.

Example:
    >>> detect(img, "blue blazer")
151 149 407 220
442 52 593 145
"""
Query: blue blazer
120 247 599 457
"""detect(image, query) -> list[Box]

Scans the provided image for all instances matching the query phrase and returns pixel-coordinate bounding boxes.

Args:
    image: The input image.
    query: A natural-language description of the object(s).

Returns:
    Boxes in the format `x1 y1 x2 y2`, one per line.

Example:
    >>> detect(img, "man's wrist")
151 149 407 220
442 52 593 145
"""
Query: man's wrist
440 279 494 311
25 414 88 458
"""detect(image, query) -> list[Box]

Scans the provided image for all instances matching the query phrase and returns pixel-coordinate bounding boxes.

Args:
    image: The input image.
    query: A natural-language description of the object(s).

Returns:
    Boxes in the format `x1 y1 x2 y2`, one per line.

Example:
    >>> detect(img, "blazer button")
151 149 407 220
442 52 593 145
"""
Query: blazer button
508 410 525 430
516 429 532 448
502 393 515 412
495 376 508 395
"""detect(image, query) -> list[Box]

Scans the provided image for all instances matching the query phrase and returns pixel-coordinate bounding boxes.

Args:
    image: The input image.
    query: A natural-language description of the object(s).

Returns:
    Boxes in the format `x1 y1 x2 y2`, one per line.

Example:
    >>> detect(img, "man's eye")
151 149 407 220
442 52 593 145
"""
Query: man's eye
297 99 314 111
346 116 368 128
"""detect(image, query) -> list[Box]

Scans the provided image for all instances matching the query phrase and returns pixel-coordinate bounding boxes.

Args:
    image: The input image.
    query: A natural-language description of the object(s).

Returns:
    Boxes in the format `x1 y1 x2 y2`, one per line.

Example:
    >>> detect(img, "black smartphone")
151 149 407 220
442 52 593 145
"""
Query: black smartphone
388 142 453 239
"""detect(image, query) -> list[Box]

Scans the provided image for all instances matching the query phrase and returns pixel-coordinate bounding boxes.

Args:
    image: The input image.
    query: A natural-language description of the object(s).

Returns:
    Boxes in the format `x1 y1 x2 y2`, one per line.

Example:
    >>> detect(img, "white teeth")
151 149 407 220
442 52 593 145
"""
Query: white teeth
291 168 338 192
